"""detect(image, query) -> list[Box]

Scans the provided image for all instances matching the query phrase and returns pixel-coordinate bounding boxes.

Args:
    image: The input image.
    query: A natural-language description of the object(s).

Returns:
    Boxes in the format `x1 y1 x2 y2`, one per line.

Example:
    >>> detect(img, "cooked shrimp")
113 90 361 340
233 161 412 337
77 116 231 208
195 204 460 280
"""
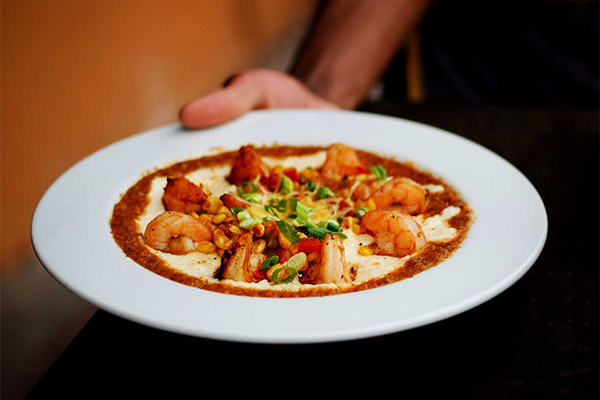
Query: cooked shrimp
144 211 212 254
368 177 427 214
320 143 368 180
162 177 208 213
361 210 428 258
316 234 354 285
218 232 255 282
227 145 270 186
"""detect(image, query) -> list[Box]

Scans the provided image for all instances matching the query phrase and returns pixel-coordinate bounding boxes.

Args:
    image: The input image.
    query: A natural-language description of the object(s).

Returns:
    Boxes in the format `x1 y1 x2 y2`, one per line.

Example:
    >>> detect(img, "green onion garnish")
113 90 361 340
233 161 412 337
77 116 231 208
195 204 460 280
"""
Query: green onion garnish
305 180 316 192
260 255 279 271
287 252 307 271
295 201 316 225
275 220 302 243
238 180 258 194
230 207 245 214
307 227 348 240
240 192 262 203
369 165 387 181
316 187 335 199
355 207 369 218
239 217 261 230
236 210 251 221
271 267 297 284
280 175 294 194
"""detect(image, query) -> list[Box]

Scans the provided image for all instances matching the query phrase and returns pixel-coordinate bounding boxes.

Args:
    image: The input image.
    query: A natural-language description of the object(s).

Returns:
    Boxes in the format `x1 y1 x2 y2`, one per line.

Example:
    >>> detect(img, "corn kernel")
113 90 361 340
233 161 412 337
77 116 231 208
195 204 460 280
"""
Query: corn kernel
252 223 265 238
367 199 377 211
191 211 200 219
273 165 284 174
297 231 308 239
197 241 217 254
229 225 243 235
216 248 225 257
217 206 232 216
253 239 266 254
206 197 223 214
266 263 282 281
198 213 212 224
289 243 300 255
352 223 361 235
215 235 232 250
358 246 374 256
278 232 292 250
212 213 227 224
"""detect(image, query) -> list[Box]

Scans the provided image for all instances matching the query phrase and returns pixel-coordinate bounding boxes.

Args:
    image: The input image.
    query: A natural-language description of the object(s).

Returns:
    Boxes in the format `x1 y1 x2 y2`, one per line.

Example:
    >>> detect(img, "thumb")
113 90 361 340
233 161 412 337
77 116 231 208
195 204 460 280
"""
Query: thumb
179 76 263 129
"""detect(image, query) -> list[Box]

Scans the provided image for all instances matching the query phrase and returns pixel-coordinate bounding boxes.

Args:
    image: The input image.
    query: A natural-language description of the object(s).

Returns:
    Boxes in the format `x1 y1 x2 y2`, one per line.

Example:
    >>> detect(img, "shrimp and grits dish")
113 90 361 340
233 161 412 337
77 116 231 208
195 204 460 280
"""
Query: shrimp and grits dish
110 144 472 297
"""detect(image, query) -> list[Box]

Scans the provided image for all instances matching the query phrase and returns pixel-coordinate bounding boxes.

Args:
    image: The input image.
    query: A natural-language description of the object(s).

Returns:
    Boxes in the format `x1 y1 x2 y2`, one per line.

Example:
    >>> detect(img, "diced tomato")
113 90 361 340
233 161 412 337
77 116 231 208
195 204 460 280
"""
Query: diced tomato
298 238 323 254
261 172 282 192
283 168 300 182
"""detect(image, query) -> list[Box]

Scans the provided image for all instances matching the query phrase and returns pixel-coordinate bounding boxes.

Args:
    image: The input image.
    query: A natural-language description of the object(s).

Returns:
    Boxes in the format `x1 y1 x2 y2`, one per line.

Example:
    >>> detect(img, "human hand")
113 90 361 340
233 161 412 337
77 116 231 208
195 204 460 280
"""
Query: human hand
179 69 339 129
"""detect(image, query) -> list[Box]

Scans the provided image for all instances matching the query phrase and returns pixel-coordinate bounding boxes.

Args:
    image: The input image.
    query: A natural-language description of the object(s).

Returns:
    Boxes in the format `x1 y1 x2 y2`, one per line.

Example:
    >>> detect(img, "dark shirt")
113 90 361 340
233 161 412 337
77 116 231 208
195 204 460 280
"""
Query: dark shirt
384 1 599 106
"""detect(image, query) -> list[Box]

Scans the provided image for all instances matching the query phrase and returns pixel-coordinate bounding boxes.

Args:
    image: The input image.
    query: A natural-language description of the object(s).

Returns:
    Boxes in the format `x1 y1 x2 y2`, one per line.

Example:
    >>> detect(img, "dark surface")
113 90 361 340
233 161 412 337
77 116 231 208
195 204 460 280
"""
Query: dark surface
27 104 598 399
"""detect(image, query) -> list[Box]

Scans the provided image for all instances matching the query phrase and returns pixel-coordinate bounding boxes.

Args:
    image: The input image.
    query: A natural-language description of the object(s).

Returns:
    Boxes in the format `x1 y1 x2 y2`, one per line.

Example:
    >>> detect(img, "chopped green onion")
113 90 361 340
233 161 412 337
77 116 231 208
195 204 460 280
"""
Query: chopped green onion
260 255 279 271
316 187 335 199
262 215 276 222
369 165 387 181
275 220 302 243
240 192 262 203
271 267 297 284
280 175 294 194
355 207 369 218
305 180 316 192
307 227 348 240
236 210 251 221
240 217 262 230
295 201 316 225
287 252 307 271
287 198 298 212
238 180 258 194
264 205 279 217
230 207 245 214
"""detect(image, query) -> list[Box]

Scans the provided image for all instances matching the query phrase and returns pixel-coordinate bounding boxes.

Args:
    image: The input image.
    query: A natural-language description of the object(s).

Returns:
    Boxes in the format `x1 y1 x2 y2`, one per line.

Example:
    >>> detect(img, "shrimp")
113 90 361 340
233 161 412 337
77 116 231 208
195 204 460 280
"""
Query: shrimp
144 211 212 254
317 234 354 285
217 232 255 282
162 177 208 213
227 145 270 186
361 210 428 258
368 177 427 215
320 143 368 180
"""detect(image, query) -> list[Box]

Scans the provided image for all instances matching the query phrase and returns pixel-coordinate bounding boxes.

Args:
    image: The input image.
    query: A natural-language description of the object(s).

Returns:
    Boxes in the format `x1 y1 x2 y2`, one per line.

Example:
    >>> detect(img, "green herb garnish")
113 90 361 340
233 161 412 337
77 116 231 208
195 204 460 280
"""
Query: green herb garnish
271 267 297 284
316 187 335 199
275 220 302 243
260 255 279 271
355 207 369 218
280 175 294 194
369 165 387 181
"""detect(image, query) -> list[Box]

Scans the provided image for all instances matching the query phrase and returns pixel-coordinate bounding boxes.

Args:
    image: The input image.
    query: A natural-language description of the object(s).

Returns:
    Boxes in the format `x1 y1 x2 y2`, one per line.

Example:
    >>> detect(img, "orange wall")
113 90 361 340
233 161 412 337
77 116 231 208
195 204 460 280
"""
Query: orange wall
1 0 318 273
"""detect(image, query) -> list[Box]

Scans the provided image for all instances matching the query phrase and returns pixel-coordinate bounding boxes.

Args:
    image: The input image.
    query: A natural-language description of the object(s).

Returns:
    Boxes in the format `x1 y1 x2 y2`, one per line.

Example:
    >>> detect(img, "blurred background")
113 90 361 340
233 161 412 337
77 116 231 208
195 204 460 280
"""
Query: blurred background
2 1 598 399
2 1 319 398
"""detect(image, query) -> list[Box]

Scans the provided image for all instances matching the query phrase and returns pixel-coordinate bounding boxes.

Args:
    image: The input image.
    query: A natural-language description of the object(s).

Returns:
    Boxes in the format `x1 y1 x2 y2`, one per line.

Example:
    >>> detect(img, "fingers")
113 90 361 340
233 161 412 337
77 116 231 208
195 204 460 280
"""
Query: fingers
179 76 262 129
179 69 339 129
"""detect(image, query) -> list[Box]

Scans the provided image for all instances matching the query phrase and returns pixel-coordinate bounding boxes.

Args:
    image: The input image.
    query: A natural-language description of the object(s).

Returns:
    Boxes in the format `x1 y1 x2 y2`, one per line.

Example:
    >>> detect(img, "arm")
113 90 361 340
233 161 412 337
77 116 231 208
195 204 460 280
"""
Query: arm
180 0 431 128
292 0 431 109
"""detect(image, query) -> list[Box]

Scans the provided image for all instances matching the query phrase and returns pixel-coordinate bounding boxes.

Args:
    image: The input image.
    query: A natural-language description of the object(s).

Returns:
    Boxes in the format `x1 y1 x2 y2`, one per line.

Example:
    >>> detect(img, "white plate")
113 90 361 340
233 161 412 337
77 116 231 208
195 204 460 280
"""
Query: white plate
31 110 547 344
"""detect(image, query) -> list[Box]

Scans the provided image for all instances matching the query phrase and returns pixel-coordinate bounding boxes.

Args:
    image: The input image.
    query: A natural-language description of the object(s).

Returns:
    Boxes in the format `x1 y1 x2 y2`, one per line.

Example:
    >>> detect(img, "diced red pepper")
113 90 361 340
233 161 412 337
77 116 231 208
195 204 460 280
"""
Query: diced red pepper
261 172 282 192
283 168 300 182
298 238 323 254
